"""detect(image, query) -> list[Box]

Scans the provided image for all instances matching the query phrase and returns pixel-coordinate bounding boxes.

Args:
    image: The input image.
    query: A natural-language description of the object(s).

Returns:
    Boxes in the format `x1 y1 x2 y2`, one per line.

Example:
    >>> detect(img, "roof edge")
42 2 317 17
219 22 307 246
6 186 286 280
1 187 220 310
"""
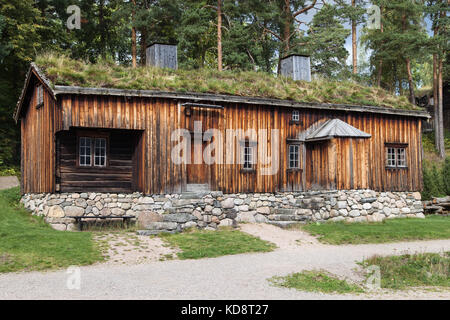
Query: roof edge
13 63 56 122
53 85 430 119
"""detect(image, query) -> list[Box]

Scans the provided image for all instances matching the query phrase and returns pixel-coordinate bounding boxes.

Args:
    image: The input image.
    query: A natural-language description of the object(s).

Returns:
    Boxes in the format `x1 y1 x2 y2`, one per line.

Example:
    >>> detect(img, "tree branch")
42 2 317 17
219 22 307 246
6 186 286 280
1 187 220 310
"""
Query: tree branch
293 0 318 17
257 22 283 41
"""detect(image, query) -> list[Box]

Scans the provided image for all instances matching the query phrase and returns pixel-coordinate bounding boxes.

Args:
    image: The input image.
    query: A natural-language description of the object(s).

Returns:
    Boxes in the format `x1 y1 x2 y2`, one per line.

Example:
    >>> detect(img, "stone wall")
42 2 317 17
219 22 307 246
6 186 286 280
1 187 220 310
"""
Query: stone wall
21 189 425 233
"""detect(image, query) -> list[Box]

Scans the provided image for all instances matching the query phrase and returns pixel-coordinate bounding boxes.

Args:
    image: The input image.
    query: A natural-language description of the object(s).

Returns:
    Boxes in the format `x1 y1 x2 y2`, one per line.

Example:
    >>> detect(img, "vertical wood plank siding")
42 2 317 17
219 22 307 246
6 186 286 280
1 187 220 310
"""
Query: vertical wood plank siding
22 91 424 194
21 80 56 193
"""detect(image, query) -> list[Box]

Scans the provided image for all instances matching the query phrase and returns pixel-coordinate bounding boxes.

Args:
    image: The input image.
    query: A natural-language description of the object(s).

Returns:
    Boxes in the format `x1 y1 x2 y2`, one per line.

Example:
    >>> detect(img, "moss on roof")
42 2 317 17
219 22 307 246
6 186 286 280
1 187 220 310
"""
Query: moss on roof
35 52 422 111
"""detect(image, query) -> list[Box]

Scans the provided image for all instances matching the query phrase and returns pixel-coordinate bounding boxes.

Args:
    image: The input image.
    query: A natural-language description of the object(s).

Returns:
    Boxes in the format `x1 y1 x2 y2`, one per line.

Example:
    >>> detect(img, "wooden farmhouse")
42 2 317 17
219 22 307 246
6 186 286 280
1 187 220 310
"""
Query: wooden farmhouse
14 46 429 198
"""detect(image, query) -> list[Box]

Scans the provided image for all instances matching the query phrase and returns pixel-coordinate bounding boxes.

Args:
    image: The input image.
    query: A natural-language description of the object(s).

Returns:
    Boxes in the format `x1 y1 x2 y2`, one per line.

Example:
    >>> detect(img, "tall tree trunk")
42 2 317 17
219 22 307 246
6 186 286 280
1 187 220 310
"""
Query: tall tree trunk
433 53 439 147
99 0 106 58
140 29 147 66
131 0 137 68
352 0 357 74
376 6 383 87
283 0 291 54
401 13 414 103
217 0 223 71
405 58 415 104
437 58 445 158
277 0 291 74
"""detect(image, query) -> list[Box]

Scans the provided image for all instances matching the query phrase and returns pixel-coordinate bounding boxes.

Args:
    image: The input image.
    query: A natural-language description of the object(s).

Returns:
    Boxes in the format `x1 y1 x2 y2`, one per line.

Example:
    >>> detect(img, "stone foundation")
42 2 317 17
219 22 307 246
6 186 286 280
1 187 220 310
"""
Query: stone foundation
21 189 425 233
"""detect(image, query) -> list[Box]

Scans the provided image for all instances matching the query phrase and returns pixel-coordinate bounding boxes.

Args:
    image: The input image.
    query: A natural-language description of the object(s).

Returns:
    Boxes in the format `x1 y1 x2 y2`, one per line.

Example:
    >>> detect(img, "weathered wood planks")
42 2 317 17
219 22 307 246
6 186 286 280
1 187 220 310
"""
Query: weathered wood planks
21 81 424 194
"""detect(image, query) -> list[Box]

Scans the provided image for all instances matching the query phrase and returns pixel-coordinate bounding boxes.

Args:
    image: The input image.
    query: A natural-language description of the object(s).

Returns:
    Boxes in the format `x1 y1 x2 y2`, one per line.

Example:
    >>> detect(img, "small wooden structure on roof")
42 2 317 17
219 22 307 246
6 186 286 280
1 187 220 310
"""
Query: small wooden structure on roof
14 61 429 195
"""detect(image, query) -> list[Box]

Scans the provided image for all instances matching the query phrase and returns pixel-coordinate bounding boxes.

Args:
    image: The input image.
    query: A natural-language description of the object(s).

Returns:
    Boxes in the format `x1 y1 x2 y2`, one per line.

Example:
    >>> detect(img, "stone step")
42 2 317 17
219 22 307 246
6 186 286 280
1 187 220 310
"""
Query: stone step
165 207 196 214
179 192 208 199
267 221 304 228
271 208 297 215
142 221 179 231
268 214 308 222
186 184 210 192
137 230 177 236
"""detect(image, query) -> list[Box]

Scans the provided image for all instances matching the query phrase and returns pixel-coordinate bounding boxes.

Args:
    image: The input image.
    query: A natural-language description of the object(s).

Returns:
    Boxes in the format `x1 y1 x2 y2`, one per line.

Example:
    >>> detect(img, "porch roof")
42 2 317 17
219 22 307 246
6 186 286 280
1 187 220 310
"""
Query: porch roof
305 119 372 142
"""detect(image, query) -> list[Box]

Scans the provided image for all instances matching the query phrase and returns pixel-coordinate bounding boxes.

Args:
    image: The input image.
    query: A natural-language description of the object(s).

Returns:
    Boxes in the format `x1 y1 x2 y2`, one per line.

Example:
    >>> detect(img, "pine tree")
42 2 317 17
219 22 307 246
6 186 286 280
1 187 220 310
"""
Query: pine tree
176 0 216 69
304 4 350 79
425 0 448 159
0 0 43 167
250 0 318 72
362 0 428 99
334 0 366 75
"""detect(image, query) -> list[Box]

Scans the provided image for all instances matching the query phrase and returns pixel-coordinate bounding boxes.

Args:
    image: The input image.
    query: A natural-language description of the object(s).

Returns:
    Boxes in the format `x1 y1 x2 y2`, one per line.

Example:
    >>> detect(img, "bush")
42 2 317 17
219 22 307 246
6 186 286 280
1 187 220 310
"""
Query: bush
0 166 20 177
422 159 449 200
443 157 450 195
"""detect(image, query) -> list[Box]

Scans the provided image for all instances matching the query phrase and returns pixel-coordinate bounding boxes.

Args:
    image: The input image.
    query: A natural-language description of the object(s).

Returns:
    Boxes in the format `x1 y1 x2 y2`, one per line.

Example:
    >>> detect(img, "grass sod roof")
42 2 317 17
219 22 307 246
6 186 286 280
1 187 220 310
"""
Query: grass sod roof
35 52 422 111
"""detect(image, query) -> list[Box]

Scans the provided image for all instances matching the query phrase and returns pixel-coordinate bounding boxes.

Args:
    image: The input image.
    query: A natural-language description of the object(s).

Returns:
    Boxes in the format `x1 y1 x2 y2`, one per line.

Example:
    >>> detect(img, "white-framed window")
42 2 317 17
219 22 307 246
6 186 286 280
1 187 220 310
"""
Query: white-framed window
94 138 107 167
386 146 407 168
243 146 253 169
79 137 92 166
288 144 300 169
36 85 44 107
397 148 406 167
79 136 108 167
292 110 300 122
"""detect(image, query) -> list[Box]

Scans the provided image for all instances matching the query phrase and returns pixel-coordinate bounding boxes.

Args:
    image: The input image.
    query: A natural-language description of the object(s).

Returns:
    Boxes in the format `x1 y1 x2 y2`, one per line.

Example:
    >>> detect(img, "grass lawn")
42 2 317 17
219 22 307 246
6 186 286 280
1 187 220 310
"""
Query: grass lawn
301 216 450 245
0 187 103 273
269 270 364 294
362 252 450 290
160 228 276 259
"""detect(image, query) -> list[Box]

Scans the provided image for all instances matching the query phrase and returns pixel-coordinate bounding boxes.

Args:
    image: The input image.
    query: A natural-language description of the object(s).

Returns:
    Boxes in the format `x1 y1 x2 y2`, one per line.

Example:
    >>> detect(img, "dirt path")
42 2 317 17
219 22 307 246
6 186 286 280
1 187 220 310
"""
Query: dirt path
0 176 19 191
239 223 321 248
93 232 179 265
1 228 449 299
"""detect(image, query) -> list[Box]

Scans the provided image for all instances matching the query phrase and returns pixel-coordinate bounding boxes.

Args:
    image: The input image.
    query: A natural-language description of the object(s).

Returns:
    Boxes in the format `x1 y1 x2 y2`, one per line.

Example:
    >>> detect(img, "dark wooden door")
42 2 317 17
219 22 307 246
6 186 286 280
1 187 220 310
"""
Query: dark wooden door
185 108 220 187
187 134 209 185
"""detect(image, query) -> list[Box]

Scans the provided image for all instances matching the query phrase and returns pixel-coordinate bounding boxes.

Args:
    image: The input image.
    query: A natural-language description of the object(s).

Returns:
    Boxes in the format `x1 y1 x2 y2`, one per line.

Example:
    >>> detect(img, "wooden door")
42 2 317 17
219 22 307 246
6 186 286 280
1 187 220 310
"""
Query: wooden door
185 107 220 187
187 133 209 185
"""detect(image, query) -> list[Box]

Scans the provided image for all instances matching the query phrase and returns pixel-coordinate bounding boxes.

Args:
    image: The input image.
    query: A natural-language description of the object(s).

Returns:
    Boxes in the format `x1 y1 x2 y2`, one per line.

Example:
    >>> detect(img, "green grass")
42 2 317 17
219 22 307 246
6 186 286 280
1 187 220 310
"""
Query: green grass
301 216 450 245
34 52 421 110
362 252 450 289
160 228 276 259
269 270 364 294
0 187 103 273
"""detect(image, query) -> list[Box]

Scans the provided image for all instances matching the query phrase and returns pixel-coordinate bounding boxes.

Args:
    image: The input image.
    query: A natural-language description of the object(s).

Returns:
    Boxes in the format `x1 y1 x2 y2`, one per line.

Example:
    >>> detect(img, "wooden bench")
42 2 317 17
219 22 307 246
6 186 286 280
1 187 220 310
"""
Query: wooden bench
67 215 135 231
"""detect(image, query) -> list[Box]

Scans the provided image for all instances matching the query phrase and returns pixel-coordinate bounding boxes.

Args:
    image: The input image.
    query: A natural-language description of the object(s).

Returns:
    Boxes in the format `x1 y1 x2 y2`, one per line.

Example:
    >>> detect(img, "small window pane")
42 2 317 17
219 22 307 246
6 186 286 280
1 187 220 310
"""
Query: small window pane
289 145 299 169
292 110 299 122
36 85 43 107
243 146 253 169
386 147 396 167
94 138 106 167
397 148 406 167
79 137 91 166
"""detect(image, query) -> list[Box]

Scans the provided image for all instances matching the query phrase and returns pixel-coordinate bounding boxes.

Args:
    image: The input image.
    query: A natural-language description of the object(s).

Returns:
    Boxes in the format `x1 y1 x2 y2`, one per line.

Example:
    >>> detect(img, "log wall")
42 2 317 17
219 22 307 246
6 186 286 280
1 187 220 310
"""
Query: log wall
20 88 424 194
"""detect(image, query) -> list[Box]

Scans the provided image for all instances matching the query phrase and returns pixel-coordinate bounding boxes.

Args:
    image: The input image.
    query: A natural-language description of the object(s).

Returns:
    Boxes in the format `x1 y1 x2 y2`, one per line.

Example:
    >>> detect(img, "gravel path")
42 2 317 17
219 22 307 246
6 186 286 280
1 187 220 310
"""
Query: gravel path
0 176 19 191
93 232 179 265
0 225 449 300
